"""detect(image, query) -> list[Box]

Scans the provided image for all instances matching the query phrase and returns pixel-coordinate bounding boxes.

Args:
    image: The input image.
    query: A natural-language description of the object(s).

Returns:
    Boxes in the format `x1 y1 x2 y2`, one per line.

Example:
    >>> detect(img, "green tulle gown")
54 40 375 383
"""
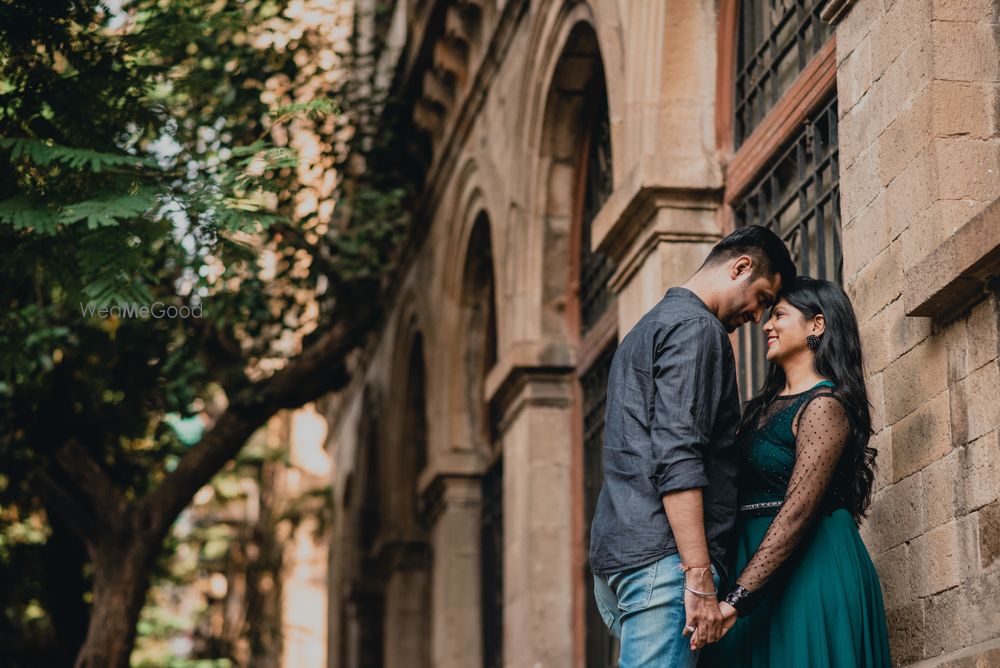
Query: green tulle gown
701 381 891 668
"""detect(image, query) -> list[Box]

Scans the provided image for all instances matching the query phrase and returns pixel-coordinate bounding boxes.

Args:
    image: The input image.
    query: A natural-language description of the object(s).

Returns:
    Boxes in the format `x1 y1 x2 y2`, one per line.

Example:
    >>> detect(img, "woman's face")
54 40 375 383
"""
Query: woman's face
761 298 823 364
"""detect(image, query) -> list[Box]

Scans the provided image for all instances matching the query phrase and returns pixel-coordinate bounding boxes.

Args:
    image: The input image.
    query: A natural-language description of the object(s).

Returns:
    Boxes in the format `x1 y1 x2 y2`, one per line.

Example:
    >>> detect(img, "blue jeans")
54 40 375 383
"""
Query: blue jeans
593 553 720 667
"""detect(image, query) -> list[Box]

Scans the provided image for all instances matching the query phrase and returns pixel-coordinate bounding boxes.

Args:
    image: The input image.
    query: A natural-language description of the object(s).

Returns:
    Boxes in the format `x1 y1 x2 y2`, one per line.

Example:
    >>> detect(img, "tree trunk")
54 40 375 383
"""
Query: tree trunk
41 515 90 667
73 537 155 668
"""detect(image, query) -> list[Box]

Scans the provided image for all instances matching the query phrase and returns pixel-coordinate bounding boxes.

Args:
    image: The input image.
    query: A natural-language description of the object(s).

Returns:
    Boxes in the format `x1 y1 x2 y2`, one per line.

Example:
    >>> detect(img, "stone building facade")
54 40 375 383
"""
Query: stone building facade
322 1 1000 666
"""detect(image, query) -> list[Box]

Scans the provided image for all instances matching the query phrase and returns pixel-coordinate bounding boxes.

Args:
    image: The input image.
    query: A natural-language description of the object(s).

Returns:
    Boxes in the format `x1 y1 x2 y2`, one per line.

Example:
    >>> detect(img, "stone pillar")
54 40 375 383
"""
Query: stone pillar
382 543 431 668
833 0 1000 664
425 475 483 668
594 0 724 327
488 368 576 668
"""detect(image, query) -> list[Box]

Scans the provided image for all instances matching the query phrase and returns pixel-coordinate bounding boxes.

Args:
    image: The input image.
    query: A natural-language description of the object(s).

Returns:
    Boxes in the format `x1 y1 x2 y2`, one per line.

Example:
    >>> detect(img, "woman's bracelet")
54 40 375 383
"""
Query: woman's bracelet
723 584 752 615
683 584 718 598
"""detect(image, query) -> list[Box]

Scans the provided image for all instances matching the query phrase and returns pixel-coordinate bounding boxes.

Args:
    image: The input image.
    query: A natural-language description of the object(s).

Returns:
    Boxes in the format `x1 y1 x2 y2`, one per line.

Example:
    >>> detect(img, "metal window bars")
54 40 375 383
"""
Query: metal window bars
734 96 842 402
734 0 833 148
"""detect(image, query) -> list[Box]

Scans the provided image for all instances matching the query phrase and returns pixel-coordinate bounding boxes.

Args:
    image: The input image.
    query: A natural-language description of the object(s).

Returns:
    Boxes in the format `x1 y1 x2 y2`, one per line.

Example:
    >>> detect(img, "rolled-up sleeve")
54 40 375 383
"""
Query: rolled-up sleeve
648 317 727 496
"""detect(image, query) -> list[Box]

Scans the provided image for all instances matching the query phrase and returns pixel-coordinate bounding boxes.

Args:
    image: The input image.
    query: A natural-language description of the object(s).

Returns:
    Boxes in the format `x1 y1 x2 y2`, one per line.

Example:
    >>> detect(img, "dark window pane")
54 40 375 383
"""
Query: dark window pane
580 91 616 334
481 459 503 668
735 0 832 147
734 96 841 401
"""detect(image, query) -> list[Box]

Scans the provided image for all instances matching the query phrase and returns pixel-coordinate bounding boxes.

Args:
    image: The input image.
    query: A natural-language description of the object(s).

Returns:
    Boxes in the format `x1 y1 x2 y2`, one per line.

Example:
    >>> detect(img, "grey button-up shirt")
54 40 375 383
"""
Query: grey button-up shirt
589 287 741 576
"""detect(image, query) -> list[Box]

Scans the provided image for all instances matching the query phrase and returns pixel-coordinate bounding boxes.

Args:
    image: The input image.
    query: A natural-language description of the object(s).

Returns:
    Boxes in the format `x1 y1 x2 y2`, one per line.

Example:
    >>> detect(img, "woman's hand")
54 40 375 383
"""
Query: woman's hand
719 601 738 635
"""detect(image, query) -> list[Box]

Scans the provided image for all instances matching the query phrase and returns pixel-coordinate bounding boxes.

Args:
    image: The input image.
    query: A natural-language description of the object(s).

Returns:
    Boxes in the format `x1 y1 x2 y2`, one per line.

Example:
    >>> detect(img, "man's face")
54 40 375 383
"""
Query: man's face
719 270 781 333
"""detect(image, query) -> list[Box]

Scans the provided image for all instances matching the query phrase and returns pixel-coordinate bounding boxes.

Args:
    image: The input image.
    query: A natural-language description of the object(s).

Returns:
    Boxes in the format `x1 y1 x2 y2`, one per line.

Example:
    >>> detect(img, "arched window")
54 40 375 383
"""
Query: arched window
723 0 841 399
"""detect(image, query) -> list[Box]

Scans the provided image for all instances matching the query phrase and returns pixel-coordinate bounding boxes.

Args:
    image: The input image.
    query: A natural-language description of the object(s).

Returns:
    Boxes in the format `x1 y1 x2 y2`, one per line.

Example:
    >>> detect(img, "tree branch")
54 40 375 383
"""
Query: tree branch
54 439 128 521
139 304 371 539
35 468 102 546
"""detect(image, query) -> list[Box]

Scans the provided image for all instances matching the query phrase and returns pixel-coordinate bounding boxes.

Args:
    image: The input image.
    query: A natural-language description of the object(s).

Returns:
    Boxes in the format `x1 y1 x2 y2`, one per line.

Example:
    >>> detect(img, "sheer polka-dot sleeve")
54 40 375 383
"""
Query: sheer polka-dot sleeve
730 393 850 612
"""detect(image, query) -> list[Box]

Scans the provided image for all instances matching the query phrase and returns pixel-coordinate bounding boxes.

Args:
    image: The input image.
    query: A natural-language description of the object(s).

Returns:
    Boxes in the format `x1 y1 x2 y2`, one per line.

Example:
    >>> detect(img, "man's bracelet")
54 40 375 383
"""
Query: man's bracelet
683 584 718 598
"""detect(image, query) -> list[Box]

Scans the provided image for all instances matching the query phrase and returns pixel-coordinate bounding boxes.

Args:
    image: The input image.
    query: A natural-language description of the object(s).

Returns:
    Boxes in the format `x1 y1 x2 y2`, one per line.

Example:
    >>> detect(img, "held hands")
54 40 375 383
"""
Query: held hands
681 570 739 651
681 568 722 650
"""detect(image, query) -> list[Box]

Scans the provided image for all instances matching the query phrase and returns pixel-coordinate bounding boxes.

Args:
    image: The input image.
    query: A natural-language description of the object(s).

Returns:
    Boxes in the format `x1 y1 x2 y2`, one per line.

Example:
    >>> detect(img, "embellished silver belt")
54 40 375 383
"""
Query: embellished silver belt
739 500 784 512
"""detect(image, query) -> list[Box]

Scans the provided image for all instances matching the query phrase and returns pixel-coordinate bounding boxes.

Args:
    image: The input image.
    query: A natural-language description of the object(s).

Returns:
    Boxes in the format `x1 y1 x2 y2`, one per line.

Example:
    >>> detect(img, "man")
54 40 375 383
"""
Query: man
590 226 795 666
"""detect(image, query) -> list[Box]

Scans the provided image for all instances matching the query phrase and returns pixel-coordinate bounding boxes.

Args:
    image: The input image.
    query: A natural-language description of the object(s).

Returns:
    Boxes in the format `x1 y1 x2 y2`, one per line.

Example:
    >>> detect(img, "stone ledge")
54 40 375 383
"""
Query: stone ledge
904 196 1000 320
906 634 1000 668
590 155 722 264
483 340 575 404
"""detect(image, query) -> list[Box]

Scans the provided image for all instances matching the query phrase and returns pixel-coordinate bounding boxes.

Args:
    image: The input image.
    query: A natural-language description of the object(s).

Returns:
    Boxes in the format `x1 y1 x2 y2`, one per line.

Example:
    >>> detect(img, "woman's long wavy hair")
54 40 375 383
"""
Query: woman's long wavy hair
739 276 878 520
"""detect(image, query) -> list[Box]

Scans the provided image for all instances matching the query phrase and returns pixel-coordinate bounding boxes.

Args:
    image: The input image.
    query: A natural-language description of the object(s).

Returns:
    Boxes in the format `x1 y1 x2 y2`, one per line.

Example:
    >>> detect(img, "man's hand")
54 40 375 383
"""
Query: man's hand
682 569 722 651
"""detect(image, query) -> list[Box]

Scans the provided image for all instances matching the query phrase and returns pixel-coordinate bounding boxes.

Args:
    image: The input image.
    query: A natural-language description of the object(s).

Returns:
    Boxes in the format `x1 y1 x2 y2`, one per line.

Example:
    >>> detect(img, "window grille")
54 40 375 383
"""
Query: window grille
735 96 841 400
735 0 833 147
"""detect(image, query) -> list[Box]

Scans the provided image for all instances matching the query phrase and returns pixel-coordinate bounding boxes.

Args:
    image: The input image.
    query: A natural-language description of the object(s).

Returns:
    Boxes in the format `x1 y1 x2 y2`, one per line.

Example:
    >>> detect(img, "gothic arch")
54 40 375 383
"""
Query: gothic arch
502 1 622 347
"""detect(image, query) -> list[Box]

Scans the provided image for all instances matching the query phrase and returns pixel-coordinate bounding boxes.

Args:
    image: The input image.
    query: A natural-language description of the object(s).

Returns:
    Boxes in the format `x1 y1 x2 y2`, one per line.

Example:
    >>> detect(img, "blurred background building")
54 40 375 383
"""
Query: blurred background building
320 0 1000 666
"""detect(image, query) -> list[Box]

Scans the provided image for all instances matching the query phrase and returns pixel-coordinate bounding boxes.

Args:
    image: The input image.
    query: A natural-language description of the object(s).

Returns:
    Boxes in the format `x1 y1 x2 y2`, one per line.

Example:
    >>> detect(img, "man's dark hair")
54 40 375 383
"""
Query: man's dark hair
702 225 796 288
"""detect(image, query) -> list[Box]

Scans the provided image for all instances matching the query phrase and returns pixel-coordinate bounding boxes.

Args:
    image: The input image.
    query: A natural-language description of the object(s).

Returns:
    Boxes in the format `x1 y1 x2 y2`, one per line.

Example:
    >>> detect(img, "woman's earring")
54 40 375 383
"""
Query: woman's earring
806 334 823 351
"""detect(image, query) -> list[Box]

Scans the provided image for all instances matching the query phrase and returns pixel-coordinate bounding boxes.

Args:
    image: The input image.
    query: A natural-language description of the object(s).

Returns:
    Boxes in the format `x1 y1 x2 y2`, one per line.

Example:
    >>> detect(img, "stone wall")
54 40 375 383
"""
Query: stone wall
836 0 1000 664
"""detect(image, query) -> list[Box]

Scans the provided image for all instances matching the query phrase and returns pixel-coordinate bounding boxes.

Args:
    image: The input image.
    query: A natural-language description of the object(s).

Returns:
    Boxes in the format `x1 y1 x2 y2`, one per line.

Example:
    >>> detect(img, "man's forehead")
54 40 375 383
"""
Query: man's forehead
753 273 782 297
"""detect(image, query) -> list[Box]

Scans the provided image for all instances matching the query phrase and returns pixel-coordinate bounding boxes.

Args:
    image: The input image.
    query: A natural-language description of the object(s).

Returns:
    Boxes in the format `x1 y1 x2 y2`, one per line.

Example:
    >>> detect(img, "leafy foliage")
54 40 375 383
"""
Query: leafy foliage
0 0 417 664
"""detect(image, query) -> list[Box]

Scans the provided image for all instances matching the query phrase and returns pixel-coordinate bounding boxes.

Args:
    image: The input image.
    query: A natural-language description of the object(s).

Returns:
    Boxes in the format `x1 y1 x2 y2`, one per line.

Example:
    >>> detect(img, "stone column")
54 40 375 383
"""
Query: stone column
425 475 484 668
382 543 431 668
488 368 576 668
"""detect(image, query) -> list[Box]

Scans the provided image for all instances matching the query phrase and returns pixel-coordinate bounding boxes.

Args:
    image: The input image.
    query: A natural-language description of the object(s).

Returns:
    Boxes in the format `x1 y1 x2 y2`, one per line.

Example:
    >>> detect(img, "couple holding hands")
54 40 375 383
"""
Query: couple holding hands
590 226 891 667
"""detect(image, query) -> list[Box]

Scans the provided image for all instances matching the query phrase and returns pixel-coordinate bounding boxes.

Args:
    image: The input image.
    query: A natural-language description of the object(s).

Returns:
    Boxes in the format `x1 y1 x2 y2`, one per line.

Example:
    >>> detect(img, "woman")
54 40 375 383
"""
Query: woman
699 276 891 667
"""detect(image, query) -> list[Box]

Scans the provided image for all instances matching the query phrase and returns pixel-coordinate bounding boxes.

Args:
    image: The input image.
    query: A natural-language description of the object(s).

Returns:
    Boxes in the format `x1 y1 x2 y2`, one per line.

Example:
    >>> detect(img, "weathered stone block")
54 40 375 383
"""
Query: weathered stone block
923 584 970 657
891 389 952 482
902 199 984 274
869 372 887 434
923 448 963 528
933 21 1000 84
865 472 926 553
879 30 934 130
838 33 873 113
944 312 971 385
836 0 884 65
886 600 925 665
884 145 938 244
887 297 933 364
965 362 1000 441
967 297 999 372
884 336 949 424
980 500 1000 569
936 138 1000 203
932 80 996 141
964 564 1000 646
846 242 903 326
909 518 972 597
872 541 909 609
871 428 893 494
841 142 883 224
871 0 931 80
964 430 1000 511
843 192 889 282
878 85 933 187
932 0 1000 22
861 307 892 376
